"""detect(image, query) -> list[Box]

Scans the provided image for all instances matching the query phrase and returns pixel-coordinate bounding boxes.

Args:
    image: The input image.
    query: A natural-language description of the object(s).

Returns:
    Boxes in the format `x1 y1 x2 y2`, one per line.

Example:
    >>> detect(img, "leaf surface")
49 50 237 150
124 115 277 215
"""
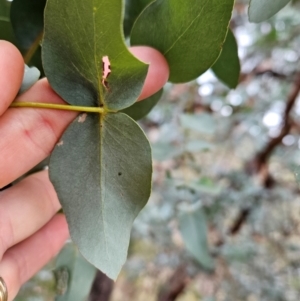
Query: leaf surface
179 203 215 270
49 113 152 279
0 0 10 20
43 0 151 279
0 20 16 44
43 0 148 111
123 0 153 37
248 0 291 23
122 89 163 120
130 0 234 83
180 113 216 135
212 30 240 89
10 0 46 61
55 244 97 301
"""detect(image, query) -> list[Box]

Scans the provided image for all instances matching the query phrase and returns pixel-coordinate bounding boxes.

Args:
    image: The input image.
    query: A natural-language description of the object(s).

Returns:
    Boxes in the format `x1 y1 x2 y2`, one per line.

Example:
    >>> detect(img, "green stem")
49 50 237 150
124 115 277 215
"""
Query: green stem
10 102 107 113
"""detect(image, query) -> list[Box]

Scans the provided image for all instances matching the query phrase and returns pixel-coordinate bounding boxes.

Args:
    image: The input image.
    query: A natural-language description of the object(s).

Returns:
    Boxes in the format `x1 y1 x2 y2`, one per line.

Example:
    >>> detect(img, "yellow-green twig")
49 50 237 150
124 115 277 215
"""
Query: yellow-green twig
10 102 107 113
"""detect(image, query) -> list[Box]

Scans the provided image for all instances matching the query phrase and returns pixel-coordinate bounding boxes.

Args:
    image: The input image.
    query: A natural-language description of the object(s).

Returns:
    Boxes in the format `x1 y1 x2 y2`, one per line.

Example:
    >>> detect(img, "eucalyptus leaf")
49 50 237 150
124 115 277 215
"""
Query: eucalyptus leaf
43 0 148 111
212 30 240 89
185 140 214 153
181 180 221 196
124 0 153 37
0 19 16 44
0 0 10 20
179 202 215 270
43 0 151 279
130 0 235 83
152 141 183 161
55 243 97 301
10 0 46 57
122 88 163 120
49 113 152 280
180 113 216 135
248 0 291 23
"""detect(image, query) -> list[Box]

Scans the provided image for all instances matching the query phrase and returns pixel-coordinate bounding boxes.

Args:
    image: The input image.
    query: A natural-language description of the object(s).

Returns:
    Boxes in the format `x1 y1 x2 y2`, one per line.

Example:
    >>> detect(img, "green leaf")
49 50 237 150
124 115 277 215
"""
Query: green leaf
180 113 216 135
185 140 214 153
211 30 240 89
43 0 148 111
10 0 46 61
248 0 291 23
0 19 17 44
152 141 183 161
0 0 16 44
180 179 221 196
123 0 153 37
55 243 97 301
179 202 215 270
130 0 235 83
122 88 163 120
44 0 151 279
49 113 152 280
0 0 10 20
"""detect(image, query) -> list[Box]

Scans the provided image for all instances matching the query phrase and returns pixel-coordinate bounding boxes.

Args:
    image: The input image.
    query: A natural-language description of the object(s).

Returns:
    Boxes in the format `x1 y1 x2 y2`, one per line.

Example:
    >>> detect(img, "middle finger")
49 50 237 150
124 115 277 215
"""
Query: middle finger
0 170 61 260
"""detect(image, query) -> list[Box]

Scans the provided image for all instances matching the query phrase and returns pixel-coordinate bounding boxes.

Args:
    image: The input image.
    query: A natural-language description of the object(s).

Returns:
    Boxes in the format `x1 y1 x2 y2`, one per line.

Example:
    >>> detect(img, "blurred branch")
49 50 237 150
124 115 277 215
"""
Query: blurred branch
239 69 295 84
229 208 251 235
246 73 300 179
224 73 300 239
157 265 189 301
89 270 114 301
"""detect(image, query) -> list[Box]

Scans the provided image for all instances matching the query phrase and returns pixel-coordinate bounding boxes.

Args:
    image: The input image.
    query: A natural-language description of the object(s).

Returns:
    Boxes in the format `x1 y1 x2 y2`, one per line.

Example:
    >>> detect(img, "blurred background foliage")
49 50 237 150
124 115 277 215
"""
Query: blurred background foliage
2 0 300 300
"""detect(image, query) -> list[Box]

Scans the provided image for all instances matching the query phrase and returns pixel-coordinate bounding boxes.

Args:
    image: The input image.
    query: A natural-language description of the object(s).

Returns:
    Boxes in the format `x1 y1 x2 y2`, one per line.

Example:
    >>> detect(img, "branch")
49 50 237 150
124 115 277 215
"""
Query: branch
157 265 189 301
247 73 300 176
227 74 300 238
89 270 114 301
229 208 251 235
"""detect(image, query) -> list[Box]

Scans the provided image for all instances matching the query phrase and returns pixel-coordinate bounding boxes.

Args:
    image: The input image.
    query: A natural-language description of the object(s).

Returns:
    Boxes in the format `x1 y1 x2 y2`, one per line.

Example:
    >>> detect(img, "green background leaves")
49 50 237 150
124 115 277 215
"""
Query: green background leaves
10 0 46 58
55 244 97 301
248 0 291 23
179 203 215 271
212 30 240 89
123 0 153 37
131 0 235 83
122 89 163 120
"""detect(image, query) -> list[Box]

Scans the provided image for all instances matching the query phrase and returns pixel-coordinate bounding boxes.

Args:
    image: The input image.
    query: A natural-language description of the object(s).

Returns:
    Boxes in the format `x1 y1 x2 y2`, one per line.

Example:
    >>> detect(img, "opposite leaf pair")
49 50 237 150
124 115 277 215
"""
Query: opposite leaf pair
42 0 234 280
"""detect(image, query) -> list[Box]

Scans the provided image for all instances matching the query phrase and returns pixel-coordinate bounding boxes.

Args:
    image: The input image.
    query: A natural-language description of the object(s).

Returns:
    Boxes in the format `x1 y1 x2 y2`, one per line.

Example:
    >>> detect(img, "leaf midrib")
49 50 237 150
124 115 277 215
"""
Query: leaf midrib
99 114 110 266
163 0 210 55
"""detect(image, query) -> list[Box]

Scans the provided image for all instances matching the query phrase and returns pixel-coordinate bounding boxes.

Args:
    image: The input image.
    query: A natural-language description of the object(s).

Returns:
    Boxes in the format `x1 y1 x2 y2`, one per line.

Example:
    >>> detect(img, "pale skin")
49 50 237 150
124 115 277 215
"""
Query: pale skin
0 40 169 301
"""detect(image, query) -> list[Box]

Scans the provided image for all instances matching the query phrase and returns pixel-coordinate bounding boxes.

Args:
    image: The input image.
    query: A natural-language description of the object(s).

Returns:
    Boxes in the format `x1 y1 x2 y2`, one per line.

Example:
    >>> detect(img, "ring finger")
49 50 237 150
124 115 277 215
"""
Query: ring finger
0 214 68 301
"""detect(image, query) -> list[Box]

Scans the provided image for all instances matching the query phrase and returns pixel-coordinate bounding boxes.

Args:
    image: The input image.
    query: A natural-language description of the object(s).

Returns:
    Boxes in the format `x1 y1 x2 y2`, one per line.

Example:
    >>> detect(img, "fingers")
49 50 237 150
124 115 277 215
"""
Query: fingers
0 41 24 116
0 79 77 188
0 170 61 260
0 46 169 188
131 47 169 101
0 214 69 301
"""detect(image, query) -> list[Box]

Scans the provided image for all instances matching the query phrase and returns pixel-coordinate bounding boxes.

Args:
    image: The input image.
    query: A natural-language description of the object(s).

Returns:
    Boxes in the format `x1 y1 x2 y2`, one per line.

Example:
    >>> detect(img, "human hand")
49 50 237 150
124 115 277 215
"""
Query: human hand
0 40 169 301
